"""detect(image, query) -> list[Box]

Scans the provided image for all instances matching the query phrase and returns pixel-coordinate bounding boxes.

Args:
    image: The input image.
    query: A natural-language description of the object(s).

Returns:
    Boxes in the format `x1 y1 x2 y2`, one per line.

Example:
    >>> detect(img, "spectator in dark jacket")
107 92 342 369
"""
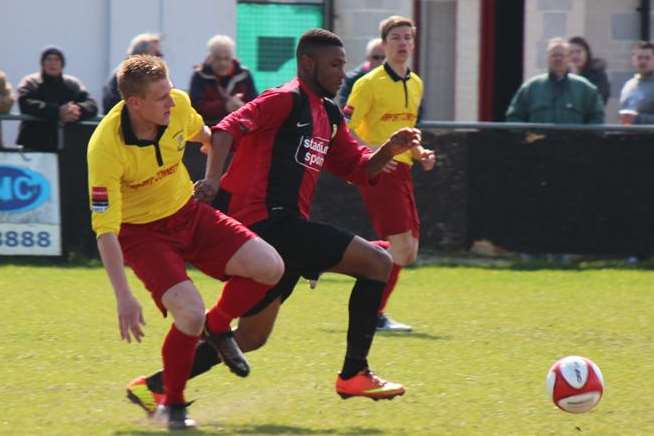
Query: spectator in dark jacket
0 70 15 147
336 38 385 108
189 35 257 125
102 33 162 113
16 46 98 151
568 36 611 105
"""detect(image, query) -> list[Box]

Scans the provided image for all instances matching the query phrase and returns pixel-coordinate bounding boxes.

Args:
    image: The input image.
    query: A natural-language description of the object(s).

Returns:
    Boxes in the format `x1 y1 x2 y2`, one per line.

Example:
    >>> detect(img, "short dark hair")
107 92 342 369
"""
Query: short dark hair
633 41 654 52
379 16 416 41
296 28 343 61
117 55 169 98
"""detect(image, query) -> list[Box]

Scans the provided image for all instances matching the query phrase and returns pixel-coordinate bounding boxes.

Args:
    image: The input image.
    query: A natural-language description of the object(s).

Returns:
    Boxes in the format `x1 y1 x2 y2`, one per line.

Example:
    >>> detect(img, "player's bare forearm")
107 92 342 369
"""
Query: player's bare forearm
194 130 233 203
205 130 232 182
97 232 145 343
97 232 131 298
365 145 396 176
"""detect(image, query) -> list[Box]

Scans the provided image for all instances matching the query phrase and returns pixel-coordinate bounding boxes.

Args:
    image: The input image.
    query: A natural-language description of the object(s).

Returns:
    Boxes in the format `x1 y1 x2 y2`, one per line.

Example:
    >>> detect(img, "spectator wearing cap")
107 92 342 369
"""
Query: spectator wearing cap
16 46 98 151
0 70 15 147
102 33 162 113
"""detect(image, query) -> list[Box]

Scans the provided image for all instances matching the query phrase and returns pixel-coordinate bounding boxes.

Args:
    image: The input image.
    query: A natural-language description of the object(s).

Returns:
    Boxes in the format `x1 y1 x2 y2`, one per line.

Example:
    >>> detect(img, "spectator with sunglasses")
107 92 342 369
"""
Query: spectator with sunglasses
336 38 385 108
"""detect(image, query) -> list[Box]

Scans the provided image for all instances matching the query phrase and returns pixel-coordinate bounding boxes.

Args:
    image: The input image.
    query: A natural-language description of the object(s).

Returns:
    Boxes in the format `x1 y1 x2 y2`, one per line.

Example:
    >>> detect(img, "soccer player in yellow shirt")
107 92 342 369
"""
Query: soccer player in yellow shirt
344 16 436 332
87 55 283 430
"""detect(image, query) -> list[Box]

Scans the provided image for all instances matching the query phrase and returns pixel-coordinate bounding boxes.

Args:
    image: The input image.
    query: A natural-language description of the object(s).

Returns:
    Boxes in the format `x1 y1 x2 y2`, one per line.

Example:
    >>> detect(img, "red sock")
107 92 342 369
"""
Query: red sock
371 239 391 250
378 264 401 314
205 277 270 333
162 323 199 405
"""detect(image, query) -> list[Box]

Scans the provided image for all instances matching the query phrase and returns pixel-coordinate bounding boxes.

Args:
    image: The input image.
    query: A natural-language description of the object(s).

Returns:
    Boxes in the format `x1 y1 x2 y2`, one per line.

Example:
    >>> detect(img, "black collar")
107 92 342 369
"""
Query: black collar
120 106 167 147
383 62 412 82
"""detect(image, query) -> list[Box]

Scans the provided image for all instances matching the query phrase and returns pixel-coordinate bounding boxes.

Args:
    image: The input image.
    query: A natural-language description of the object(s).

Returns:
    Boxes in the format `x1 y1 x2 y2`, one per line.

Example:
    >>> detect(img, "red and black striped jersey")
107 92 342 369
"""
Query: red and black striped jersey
212 78 375 226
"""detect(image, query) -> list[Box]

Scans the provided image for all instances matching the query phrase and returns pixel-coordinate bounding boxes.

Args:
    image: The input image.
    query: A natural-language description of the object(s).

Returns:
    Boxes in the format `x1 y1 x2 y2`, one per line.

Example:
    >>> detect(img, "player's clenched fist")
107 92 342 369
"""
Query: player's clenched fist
386 128 422 156
193 179 218 203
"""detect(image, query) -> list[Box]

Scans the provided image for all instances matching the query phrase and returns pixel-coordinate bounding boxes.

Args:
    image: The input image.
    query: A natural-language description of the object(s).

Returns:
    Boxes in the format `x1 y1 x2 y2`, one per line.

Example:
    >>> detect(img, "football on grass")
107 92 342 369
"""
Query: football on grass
546 355 604 413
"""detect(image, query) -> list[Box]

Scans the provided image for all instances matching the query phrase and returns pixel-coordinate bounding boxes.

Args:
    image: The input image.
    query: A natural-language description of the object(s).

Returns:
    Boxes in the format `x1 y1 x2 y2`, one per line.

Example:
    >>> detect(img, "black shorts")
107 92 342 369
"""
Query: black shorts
243 212 355 317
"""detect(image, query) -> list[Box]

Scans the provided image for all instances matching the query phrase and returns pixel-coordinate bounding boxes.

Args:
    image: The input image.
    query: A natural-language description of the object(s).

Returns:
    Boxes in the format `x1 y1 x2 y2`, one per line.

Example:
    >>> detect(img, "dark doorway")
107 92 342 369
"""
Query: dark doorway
492 0 524 121
479 0 524 121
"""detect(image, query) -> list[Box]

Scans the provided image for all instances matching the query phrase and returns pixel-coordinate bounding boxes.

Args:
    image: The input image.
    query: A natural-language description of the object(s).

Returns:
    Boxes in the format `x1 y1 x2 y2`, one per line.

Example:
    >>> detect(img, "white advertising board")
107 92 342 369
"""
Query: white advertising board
0 152 61 255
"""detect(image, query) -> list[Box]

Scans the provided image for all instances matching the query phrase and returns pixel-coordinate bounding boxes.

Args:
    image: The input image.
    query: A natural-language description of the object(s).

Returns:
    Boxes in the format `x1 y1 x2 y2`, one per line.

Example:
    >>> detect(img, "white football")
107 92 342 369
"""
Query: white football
546 355 604 413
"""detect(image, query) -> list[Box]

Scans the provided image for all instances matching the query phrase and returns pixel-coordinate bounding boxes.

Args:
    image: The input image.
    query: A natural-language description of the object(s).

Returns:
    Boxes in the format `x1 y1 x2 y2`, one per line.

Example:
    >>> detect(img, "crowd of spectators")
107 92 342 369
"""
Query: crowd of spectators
1 33 654 151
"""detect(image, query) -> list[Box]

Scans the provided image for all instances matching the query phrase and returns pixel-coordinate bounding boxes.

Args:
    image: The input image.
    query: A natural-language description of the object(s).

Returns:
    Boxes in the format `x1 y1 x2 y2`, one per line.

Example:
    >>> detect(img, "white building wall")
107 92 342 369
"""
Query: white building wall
0 0 237 145
333 0 413 69
455 0 480 120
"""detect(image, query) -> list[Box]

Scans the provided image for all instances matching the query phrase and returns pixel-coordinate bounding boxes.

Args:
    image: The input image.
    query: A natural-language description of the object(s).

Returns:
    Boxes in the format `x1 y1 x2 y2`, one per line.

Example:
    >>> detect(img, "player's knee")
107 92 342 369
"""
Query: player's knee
390 241 418 266
367 244 393 281
253 248 285 286
174 306 205 336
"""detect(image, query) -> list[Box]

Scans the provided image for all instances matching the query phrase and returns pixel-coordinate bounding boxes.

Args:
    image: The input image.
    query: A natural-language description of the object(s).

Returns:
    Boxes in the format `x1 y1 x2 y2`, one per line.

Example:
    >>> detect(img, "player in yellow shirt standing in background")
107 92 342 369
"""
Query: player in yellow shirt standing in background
344 16 436 332
87 55 283 430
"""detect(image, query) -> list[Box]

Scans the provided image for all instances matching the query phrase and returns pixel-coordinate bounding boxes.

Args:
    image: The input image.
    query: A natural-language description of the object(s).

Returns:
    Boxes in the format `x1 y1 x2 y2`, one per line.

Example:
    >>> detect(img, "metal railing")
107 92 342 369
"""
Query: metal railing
2 112 654 134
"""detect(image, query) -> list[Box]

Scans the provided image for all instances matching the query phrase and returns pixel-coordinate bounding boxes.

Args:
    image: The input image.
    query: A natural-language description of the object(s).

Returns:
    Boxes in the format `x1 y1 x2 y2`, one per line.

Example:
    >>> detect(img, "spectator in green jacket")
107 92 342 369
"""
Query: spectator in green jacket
506 37 604 124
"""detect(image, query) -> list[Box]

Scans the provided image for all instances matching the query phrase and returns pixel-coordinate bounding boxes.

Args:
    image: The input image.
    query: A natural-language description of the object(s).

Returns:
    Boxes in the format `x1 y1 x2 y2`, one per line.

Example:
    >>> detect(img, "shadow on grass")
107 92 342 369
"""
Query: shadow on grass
318 328 450 342
114 423 384 435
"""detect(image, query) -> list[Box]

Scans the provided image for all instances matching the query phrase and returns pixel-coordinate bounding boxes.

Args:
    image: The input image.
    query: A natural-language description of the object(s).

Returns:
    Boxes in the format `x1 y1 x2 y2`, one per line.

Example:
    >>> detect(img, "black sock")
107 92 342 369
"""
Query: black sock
340 278 384 379
145 340 221 393
341 357 369 379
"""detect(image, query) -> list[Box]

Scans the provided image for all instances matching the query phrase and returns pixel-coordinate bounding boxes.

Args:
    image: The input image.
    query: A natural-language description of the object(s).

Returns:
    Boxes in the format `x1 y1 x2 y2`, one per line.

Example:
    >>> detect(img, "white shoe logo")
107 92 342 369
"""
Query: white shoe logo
296 122 311 128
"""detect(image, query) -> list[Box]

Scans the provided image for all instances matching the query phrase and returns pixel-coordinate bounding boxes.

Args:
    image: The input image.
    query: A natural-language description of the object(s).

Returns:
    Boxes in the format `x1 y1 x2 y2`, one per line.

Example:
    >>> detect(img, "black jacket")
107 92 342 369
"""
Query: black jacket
102 68 121 114
580 59 610 105
17 72 98 151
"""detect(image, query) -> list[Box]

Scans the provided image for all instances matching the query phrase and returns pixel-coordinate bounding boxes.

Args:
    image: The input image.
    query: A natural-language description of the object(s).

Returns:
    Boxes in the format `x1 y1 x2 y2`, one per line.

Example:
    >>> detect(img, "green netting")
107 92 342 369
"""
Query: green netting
237 2 324 92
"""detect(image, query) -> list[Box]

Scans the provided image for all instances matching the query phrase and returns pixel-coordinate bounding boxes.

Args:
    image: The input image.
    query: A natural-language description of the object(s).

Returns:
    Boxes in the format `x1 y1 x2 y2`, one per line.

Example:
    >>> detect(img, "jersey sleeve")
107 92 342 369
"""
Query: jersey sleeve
175 89 205 139
87 140 124 237
212 90 293 145
324 119 376 186
344 76 374 133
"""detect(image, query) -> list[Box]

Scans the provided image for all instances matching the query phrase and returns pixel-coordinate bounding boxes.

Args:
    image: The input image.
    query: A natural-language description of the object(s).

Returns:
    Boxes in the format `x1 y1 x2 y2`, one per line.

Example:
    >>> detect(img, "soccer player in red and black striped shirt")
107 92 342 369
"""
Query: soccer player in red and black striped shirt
129 29 421 409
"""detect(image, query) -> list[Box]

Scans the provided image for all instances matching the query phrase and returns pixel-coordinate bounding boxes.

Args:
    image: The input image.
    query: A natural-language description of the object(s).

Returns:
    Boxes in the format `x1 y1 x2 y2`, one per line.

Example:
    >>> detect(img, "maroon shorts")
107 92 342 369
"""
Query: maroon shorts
118 198 257 315
358 163 420 239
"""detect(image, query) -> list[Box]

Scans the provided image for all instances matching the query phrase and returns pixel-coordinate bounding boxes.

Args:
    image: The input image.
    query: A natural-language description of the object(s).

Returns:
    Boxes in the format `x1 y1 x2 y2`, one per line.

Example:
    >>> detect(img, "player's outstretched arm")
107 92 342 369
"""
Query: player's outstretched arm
194 130 234 203
97 232 145 343
365 127 422 176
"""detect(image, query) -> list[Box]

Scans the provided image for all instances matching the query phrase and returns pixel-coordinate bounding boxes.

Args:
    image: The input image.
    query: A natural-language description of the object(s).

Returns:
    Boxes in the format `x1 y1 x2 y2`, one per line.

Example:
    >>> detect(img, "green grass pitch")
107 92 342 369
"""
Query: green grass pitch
2 263 654 435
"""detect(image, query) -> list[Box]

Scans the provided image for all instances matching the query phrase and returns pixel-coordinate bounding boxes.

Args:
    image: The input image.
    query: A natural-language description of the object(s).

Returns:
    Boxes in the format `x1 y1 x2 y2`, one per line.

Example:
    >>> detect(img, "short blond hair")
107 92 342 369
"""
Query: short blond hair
379 16 416 41
117 55 169 98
